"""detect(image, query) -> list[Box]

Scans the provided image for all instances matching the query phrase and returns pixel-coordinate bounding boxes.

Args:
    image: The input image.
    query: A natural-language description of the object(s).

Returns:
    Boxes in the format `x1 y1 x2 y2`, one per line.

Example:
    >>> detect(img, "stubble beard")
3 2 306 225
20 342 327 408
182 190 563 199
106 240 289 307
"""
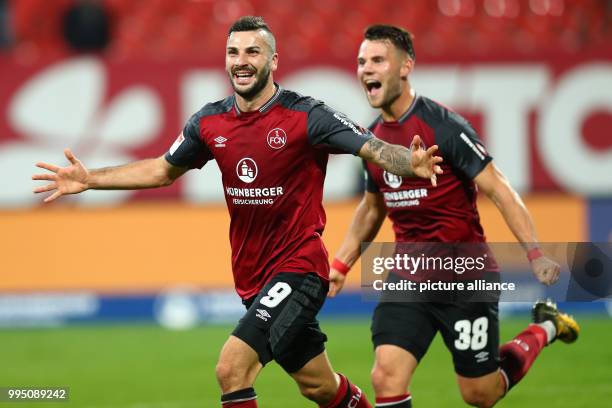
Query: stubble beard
371 78 402 111
230 63 272 101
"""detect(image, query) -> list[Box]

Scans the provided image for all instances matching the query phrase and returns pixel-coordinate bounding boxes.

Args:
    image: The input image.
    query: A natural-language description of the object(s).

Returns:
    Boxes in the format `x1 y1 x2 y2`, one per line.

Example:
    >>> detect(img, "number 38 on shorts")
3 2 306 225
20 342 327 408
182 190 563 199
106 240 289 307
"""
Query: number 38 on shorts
454 317 489 351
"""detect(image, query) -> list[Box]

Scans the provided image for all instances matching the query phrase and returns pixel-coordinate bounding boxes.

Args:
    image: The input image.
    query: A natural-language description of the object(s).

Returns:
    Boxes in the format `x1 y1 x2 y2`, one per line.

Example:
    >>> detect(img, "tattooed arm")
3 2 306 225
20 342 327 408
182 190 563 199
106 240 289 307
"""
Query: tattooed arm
359 138 414 177
303 103 442 183
358 135 443 185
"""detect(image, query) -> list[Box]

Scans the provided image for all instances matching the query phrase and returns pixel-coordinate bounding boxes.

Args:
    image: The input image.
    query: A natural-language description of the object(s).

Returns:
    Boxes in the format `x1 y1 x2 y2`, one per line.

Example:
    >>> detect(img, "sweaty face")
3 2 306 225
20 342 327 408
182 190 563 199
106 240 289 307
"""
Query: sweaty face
357 40 406 109
226 30 276 100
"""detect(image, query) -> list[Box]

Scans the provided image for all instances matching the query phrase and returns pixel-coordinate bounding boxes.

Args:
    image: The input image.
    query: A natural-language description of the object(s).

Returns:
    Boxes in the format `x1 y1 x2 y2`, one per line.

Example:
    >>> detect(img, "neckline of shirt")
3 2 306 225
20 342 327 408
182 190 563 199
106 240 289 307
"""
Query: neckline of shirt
376 93 420 126
233 83 283 116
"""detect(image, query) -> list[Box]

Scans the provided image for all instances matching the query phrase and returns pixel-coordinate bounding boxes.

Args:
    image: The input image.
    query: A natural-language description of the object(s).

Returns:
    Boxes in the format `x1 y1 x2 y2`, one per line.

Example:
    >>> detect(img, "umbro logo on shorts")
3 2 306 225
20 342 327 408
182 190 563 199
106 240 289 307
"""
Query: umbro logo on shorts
475 351 489 363
256 309 271 322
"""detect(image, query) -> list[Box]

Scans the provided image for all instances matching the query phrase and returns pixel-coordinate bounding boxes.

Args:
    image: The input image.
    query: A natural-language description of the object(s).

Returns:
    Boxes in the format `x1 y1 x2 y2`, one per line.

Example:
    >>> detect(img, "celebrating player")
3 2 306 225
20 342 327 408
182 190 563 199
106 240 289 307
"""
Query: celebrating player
32 17 443 408
328 25 580 408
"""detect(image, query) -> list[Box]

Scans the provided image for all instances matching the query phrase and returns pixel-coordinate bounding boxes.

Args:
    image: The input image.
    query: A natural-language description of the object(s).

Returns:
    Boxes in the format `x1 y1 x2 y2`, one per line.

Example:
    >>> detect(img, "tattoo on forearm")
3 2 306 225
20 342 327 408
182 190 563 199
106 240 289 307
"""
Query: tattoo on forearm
364 138 414 177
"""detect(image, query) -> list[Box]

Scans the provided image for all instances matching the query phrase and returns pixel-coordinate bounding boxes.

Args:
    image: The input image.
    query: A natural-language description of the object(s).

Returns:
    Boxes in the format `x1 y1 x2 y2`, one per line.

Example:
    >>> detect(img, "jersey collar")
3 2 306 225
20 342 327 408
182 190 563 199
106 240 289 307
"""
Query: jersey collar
233 83 282 116
370 94 420 127
397 93 420 123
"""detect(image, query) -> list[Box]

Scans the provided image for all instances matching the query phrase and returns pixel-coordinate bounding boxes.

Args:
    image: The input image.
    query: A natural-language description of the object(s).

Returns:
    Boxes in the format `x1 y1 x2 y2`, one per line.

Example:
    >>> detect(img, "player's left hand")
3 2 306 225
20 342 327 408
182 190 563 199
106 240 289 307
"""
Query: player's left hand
327 268 347 297
531 256 561 285
410 135 443 186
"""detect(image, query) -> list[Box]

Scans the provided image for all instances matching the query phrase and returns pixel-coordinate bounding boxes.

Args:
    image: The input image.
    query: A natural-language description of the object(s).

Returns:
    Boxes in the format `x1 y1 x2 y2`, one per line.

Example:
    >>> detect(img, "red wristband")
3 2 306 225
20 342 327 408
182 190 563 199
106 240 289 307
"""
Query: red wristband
527 248 543 262
331 258 351 275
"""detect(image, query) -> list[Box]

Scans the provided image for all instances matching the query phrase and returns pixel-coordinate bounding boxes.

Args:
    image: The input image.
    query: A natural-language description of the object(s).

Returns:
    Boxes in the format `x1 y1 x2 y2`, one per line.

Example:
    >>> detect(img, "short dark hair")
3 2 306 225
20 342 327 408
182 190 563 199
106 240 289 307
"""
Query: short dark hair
364 24 415 61
228 16 276 53
228 16 271 35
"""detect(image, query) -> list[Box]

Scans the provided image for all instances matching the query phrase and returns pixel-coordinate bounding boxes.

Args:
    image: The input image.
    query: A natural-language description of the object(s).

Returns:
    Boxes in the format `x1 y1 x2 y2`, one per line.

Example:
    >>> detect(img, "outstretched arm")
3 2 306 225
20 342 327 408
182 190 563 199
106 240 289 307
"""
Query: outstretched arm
358 135 443 186
32 148 188 203
328 191 387 297
305 105 442 184
475 162 560 285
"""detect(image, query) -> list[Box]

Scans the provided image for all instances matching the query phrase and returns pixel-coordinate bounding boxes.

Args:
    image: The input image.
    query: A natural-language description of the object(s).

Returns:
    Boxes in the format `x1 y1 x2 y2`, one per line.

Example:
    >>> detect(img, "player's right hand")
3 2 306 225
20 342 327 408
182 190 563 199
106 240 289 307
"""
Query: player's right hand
531 255 561 286
32 148 90 203
327 268 347 297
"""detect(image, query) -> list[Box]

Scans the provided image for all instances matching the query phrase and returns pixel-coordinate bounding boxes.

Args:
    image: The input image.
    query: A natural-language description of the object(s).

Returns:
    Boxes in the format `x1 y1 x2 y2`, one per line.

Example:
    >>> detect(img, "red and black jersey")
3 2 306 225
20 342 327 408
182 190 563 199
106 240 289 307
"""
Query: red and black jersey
165 85 372 299
365 95 492 243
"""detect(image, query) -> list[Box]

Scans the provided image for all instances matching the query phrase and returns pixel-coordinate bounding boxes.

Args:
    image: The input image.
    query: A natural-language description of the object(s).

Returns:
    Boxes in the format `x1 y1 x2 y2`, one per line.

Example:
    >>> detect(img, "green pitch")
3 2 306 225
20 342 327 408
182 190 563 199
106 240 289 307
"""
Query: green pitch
0 317 610 407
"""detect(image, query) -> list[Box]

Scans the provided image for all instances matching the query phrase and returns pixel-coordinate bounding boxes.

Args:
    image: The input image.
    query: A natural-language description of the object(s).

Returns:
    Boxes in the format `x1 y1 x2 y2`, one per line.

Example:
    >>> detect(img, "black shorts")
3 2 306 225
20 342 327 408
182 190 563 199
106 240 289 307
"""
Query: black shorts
232 272 328 373
371 301 500 378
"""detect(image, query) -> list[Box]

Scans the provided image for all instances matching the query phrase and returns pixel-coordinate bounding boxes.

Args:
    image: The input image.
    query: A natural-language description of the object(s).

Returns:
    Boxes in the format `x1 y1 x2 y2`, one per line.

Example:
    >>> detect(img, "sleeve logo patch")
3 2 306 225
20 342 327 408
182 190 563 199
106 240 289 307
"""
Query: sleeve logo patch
460 132 486 160
476 143 487 155
333 112 364 136
169 133 185 156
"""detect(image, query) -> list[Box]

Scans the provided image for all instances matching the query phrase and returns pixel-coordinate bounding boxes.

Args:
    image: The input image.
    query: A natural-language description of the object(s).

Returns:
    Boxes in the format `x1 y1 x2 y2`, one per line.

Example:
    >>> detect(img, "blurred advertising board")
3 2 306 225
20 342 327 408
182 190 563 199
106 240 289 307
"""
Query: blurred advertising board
0 50 610 208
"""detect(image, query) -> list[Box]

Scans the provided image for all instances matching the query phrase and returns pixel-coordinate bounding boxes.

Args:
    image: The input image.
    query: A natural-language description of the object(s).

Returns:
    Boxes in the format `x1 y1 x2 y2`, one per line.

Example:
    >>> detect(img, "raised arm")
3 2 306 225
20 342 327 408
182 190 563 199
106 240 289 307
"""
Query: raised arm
358 135 443 186
305 103 442 185
475 162 560 285
328 191 387 297
32 148 188 203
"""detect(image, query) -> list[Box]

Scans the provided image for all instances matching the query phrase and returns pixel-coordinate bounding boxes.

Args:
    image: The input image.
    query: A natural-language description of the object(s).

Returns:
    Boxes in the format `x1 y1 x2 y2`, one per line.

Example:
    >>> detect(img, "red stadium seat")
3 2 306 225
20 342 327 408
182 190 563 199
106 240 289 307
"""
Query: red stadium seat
7 0 611 60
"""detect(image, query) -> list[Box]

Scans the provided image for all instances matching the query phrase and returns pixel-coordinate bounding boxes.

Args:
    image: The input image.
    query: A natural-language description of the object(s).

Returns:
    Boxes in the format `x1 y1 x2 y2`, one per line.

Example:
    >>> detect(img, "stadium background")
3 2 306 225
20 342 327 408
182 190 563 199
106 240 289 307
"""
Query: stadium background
0 0 611 407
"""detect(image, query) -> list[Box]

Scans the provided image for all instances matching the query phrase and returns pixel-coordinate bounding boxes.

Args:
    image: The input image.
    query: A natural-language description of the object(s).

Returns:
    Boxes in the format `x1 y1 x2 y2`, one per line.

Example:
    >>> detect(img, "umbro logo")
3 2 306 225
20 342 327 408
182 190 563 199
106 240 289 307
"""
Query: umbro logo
214 136 227 147
256 308 271 322
475 351 489 363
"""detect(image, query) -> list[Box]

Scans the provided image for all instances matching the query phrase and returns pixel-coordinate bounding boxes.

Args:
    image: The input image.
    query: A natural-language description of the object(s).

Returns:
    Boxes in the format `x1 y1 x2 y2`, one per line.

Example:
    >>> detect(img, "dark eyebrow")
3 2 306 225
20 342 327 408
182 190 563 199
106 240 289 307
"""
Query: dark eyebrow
226 45 262 52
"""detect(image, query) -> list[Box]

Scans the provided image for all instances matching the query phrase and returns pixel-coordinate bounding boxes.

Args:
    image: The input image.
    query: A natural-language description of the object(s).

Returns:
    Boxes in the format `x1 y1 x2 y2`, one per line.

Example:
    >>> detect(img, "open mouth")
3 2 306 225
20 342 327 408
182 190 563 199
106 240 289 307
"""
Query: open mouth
364 79 382 95
233 70 256 85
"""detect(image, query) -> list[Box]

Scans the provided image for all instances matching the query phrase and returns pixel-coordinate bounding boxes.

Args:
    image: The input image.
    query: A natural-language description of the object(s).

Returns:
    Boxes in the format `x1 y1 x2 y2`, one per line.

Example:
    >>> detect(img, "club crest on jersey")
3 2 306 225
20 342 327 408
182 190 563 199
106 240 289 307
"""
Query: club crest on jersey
267 128 287 149
214 136 227 147
383 171 403 188
236 158 258 183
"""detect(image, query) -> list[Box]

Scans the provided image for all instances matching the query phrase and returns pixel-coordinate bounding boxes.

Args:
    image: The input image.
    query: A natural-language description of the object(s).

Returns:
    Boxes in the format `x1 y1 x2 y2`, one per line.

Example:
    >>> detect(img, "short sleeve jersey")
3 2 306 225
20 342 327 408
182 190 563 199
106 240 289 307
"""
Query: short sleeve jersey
165 85 372 299
364 95 492 243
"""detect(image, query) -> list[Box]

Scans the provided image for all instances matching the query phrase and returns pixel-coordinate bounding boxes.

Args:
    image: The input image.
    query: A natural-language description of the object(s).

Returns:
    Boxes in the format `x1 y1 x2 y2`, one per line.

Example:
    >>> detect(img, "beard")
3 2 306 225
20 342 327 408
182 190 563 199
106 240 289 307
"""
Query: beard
371 78 402 109
229 63 272 100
